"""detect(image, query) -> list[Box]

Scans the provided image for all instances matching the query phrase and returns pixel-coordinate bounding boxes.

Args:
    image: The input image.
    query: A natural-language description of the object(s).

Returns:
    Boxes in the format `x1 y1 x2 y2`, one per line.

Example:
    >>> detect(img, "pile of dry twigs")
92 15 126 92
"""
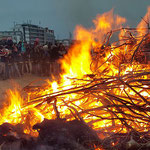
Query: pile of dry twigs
19 27 150 149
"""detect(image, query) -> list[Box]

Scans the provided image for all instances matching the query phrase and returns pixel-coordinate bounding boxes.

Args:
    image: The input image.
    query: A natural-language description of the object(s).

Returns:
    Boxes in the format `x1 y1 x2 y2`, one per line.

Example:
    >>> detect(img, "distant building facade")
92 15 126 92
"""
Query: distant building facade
0 30 23 43
56 39 71 47
0 23 55 45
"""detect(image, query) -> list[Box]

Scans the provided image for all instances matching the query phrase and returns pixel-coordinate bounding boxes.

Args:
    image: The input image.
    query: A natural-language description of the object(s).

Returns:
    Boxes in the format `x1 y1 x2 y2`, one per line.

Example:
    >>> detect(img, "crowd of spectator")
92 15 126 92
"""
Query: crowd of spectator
0 38 67 80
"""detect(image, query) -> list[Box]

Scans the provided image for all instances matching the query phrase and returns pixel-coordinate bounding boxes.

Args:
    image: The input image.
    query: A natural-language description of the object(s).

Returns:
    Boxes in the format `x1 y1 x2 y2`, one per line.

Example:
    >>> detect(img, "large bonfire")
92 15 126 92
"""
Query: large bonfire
0 7 150 150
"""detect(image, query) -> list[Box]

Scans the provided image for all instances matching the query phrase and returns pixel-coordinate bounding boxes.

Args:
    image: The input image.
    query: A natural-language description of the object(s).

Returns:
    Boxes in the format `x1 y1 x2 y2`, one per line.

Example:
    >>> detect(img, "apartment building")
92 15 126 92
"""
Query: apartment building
0 23 55 45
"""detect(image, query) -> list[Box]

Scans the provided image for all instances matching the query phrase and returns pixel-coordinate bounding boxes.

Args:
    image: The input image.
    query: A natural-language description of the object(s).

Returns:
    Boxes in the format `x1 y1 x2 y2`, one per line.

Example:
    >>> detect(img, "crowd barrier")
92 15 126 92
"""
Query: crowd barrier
0 60 60 80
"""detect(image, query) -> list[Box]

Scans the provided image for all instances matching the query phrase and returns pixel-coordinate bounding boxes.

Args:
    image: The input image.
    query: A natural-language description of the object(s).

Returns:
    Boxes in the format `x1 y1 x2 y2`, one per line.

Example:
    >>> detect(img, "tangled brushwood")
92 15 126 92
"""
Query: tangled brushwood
18 27 150 150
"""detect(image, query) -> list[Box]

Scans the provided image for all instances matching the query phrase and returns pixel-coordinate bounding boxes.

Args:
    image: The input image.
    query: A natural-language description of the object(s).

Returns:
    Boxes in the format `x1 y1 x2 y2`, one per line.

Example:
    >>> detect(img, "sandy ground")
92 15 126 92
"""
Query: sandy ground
0 73 51 101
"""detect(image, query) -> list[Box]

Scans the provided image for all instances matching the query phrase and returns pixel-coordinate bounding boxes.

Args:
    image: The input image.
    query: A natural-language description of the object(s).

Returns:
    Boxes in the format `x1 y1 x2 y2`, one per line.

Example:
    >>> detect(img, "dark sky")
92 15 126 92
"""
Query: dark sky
0 0 150 39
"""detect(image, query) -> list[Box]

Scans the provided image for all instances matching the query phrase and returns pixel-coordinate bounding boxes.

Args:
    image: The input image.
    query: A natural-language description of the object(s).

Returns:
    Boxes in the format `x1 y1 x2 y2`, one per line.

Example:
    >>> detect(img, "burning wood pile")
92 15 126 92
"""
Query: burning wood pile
0 8 150 150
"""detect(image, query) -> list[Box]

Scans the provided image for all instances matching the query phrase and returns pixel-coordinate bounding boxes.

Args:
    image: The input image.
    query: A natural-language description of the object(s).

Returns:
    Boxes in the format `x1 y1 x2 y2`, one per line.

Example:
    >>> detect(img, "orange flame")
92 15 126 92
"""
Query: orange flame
137 6 150 36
